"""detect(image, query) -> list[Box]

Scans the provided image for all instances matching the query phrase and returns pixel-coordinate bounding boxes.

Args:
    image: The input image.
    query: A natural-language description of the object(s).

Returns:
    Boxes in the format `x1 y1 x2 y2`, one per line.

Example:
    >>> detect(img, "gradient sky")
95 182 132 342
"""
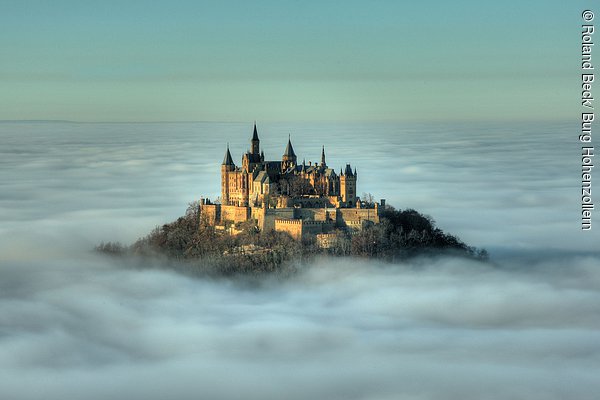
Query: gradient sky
0 0 585 121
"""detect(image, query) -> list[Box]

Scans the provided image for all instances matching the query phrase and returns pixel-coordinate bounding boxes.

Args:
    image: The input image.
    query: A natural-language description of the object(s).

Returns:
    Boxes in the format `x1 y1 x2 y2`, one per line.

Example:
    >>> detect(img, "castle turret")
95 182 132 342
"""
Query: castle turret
282 135 297 171
345 164 353 177
222 144 234 168
321 146 326 166
221 144 235 205
340 163 357 206
243 123 262 174
251 122 260 155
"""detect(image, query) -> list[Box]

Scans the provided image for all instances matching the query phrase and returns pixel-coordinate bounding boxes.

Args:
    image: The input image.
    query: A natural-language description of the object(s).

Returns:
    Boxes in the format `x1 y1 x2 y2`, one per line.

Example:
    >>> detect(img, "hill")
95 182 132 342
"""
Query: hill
96 202 488 276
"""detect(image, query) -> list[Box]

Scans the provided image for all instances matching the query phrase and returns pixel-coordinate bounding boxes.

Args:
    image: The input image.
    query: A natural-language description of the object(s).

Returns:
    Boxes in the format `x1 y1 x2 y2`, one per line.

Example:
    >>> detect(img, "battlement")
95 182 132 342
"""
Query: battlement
274 218 303 225
274 217 333 240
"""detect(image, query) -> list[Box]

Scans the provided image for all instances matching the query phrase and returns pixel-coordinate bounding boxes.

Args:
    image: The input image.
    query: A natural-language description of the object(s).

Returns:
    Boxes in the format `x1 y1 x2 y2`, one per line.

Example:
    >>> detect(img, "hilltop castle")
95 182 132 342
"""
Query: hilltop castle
200 124 384 240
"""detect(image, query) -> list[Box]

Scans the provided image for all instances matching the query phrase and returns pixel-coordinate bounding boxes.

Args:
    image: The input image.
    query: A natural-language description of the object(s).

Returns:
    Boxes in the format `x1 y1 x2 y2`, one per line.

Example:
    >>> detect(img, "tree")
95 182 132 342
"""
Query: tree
361 192 375 207
287 175 313 196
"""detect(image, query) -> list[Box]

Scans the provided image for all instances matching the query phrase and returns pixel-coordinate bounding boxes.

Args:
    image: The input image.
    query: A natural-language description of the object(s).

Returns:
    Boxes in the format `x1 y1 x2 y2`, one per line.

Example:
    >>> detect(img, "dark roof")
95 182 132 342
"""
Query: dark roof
264 161 282 172
253 170 270 184
345 164 353 176
252 122 259 141
222 146 234 166
283 136 296 158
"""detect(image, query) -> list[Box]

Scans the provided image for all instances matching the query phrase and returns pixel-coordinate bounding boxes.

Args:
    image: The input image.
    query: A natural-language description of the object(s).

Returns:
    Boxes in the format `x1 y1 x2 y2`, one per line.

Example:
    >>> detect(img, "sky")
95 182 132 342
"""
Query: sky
0 0 583 122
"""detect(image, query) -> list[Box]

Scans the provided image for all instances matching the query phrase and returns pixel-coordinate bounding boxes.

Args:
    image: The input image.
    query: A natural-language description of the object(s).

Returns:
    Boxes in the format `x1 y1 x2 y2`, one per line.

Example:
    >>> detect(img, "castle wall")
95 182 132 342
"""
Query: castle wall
302 220 323 236
291 197 332 208
202 202 379 235
250 206 265 228
274 218 304 240
274 218 332 240
338 208 379 228
200 204 220 225
316 232 338 249
221 205 250 224
264 208 294 231
295 207 334 222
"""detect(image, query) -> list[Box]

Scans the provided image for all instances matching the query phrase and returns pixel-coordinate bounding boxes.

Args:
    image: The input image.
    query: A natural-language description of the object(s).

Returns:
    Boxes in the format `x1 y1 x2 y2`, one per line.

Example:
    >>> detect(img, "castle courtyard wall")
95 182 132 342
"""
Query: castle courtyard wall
294 207 334 222
221 205 250 224
200 204 220 225
274 218 304 240
338 208 380 227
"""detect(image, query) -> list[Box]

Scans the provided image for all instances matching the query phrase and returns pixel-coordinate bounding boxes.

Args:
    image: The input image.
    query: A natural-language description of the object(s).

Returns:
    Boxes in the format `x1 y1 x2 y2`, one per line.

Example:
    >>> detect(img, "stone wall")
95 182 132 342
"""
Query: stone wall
265 208 294 231
316 232 338 249
338 208 380 227
274 218 304 240
200 204 220 225
201 198 382 237
221 205 250 224
295 207 332 222
274 218 333 240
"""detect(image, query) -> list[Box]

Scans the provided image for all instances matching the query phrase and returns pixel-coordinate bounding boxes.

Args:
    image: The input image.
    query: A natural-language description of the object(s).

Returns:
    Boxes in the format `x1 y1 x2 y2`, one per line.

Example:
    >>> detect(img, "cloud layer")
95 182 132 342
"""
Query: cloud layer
0 121 598 399
1 255 599 400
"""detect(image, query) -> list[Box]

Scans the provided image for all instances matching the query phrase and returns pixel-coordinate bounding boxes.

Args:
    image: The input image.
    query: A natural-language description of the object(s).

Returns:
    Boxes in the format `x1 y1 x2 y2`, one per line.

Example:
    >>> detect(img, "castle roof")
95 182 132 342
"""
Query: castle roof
283 136 296 158
264 161 282 170
222 145 234 166
253 170 271 184
252 122 259 141
344 163 354 177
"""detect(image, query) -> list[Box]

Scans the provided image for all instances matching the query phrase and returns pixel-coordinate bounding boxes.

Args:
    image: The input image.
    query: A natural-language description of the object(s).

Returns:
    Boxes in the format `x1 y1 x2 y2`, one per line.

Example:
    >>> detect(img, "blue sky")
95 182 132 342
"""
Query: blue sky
0 0 584 121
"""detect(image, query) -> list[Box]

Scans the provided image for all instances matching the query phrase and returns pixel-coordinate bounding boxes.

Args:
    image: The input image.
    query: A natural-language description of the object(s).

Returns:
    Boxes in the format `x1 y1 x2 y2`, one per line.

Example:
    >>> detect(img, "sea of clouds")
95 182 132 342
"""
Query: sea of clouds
0 121 598 399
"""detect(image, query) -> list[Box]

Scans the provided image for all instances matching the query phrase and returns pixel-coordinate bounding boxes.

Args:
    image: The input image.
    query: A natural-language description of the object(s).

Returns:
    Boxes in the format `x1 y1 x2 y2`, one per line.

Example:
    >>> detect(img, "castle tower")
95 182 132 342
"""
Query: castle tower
340 163 357 206
282 135 297 171
242 123 262 174
251 122 260 155
221 144 235 205
321 146 326 166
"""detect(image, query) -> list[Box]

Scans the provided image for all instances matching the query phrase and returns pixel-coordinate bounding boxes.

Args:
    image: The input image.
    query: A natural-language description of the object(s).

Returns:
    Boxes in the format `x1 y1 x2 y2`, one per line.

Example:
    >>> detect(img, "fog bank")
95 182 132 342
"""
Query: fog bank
1 121 598 399
0 255 599 400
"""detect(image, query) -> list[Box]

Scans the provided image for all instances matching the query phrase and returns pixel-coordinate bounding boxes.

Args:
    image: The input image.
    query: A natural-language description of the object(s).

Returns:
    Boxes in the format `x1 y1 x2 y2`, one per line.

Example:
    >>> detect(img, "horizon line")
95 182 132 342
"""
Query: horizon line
0 117 573 125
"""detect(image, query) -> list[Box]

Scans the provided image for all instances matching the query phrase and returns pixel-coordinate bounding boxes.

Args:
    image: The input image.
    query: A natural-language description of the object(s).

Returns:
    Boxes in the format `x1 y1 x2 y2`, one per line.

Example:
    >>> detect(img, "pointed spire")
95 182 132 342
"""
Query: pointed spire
321 145 326 165
251 122 260 155
354 167 357 176
283 134 296 158
222 144 234 166
252 121 259 141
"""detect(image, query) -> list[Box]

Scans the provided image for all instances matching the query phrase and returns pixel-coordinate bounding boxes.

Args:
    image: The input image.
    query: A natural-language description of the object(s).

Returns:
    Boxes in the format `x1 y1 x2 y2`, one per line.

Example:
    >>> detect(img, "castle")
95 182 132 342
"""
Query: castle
200 123 384 241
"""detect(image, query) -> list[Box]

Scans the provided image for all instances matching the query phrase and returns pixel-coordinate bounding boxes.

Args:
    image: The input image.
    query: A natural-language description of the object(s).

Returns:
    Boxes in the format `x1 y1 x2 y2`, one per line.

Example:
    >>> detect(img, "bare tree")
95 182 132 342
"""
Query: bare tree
361 192 375 207
287 175 313 196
